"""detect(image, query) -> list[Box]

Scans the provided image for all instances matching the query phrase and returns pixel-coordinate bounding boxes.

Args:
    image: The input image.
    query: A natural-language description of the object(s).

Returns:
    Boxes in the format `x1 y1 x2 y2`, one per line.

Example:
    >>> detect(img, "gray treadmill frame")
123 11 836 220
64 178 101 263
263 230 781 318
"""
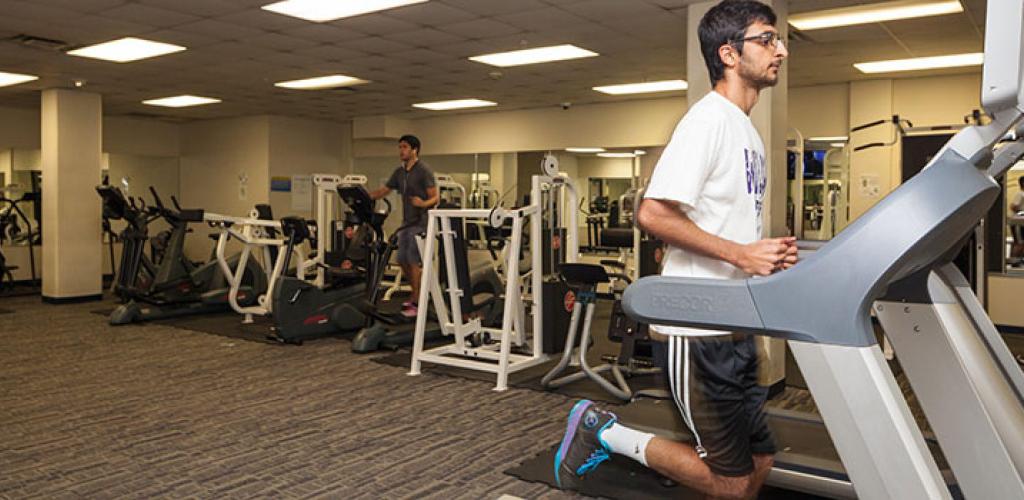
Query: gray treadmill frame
621 1 1024 498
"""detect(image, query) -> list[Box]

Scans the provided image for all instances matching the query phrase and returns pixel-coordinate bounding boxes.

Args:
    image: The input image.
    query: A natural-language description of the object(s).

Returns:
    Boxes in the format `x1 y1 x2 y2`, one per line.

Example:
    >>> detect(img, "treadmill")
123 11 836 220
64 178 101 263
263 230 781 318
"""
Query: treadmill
620 3 1024 498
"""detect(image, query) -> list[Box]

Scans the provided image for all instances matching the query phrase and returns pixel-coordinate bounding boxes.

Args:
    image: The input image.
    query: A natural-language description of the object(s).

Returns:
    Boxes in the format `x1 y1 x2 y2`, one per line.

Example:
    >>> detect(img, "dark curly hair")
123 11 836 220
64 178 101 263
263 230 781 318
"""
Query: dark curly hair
699 0 777 85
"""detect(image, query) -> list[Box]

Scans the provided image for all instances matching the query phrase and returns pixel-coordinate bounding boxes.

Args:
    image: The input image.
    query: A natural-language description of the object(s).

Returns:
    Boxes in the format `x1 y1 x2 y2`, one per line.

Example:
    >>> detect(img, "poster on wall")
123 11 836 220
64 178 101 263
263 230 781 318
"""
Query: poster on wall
292 174 312 211
270 176 292 192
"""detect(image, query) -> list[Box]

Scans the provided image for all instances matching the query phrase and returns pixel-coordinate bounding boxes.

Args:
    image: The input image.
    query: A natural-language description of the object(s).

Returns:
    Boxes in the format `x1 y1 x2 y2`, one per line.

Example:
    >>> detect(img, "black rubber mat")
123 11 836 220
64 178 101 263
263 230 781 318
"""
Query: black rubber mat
140 312 283 344
0 286 40 298
90 305 285 344
505 443 827 499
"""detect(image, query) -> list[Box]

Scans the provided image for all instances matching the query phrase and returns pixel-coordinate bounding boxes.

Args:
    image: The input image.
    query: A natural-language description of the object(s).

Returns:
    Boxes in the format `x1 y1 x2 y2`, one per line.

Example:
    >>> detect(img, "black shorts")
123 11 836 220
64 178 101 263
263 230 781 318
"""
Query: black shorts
653 334 776 477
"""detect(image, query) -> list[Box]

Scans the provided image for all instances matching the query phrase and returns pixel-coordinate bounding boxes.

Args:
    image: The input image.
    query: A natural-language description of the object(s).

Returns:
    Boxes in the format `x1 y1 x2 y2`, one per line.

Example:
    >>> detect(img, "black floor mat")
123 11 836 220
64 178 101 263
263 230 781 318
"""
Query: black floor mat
0 286 40 298
505 443 827 500
141 312 282 344
90 304 285 344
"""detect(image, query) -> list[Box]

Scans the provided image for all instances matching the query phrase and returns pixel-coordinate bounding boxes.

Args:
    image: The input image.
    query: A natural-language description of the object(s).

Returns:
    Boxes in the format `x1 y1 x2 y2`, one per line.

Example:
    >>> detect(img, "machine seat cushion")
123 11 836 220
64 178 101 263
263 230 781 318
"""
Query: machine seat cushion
601 227 634 248
559 263 610 287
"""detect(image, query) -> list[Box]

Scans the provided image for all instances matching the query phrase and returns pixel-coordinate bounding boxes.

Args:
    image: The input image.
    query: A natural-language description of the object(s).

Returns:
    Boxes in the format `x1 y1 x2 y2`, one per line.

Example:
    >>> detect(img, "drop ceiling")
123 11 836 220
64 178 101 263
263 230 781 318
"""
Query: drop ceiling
0 0 987 122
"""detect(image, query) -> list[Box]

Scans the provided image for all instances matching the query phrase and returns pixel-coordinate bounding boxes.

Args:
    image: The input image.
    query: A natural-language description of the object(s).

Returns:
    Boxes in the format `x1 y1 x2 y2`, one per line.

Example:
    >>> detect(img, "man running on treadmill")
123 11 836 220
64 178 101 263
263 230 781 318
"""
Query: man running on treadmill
554 2 798 498
369 135 438 318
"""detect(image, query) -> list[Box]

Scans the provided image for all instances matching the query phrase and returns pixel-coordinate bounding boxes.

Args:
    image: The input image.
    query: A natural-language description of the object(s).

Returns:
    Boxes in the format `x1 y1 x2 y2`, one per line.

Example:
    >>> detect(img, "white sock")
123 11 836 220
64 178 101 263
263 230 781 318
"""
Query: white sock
598 423 655 467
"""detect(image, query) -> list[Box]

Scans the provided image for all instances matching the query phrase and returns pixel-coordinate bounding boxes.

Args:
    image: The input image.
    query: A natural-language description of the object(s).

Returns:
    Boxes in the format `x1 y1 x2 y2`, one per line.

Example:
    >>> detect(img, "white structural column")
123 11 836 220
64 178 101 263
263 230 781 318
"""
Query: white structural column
687 0 789 387
41 89 103 302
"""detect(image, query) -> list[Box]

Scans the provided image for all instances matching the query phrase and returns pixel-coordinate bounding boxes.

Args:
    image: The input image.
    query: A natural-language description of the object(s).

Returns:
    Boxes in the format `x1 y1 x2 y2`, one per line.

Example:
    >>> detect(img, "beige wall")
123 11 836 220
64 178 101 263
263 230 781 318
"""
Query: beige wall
787 73 983 221
988 274 1024 327
179 115 270 258
0 106 40 150
789 83 850 139
267 116 349 219
354 97 688 158
104 117 179 157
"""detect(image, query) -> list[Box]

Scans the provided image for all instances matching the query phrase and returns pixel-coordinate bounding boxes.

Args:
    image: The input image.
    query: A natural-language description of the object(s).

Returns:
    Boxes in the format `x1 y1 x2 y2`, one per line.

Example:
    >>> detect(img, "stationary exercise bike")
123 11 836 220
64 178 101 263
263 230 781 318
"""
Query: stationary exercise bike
99 185 267 325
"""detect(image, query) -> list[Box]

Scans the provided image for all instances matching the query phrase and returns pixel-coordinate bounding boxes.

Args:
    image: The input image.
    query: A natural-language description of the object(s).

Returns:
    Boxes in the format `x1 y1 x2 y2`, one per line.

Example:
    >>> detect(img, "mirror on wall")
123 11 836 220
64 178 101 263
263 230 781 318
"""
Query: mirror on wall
0 149 41 247
1005 162 1024 273
786 131 851 242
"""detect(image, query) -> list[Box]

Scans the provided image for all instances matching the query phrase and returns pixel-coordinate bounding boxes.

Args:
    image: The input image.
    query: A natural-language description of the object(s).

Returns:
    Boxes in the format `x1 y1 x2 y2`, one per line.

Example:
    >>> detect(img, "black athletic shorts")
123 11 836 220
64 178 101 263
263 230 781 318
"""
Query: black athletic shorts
652 334 776 477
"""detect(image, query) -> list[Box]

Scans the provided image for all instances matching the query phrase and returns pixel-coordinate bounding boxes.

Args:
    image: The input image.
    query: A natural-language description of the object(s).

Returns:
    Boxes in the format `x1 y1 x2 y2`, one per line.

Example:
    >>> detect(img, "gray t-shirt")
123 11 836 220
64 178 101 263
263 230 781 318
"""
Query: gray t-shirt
386 160 436 229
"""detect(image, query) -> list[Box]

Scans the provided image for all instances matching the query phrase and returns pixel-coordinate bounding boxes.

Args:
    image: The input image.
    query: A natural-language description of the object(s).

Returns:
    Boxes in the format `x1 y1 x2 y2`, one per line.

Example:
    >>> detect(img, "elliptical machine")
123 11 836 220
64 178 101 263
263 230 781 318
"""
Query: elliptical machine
268 184 389 344
99 185 267 325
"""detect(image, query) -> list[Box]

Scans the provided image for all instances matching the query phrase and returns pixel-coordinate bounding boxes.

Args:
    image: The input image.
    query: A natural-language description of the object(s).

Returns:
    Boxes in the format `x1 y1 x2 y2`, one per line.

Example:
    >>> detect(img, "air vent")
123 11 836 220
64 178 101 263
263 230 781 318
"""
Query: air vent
6 34 70 52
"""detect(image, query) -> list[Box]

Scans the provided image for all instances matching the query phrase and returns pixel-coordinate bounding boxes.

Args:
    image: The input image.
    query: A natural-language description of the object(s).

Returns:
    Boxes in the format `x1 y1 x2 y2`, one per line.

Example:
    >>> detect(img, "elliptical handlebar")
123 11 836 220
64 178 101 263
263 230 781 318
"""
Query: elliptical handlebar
149 186 165 210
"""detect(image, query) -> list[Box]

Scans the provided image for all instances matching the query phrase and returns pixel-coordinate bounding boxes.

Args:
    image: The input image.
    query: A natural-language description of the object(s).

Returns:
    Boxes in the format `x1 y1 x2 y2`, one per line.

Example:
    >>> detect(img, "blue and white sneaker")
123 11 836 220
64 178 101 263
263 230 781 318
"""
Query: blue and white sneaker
553 399 617 490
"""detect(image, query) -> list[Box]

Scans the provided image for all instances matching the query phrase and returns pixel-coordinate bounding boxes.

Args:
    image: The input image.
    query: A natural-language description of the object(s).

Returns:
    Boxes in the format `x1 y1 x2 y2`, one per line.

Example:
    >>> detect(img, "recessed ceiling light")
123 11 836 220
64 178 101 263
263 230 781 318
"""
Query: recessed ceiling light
67 37 185 63
566 147 605 153
0 71 38 88
790 0 962 30
275 74 370 90
633 150 647 156
830 143 846 148
262 0 428 22
808 136 848 141
854 52 983 73
469 44 598 67
593 80 688 95
598 152 636 158
143 95 221 108
412 99 497 111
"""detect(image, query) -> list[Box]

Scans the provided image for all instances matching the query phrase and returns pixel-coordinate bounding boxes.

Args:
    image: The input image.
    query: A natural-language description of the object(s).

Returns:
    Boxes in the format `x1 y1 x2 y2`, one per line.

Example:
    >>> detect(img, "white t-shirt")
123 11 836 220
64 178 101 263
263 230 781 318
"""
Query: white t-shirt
644 91 767 337
1012 190 1024 214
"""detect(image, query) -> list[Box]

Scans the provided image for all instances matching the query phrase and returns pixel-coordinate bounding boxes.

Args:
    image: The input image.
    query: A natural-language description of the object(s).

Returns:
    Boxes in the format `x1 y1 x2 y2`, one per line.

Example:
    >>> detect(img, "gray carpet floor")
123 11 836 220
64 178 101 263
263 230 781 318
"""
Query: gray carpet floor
0 294 580 499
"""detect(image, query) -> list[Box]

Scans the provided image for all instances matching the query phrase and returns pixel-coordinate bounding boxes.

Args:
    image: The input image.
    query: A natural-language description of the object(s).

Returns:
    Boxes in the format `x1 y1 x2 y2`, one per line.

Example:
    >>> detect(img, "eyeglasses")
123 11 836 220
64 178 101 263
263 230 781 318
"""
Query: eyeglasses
732 31 784 49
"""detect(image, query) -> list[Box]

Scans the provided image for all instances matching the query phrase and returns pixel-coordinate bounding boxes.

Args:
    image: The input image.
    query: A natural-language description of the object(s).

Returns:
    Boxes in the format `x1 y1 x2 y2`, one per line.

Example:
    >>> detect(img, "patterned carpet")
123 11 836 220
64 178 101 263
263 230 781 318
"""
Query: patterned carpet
0 294 579 499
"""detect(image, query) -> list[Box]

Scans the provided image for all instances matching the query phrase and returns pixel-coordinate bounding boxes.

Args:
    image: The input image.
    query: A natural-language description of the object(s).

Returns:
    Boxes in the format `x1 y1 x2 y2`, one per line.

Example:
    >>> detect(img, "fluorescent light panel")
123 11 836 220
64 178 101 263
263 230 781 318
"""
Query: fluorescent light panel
275 74 369 89
854 52 982 73
143 95 221 108
412 99 496 111
808 136 848 141
0 71 38 87
593 80 688 95
469 44 598 67
262 0 428 22
566 147 605 153
68 37 185 62
790 0 962 30
598 152 636 158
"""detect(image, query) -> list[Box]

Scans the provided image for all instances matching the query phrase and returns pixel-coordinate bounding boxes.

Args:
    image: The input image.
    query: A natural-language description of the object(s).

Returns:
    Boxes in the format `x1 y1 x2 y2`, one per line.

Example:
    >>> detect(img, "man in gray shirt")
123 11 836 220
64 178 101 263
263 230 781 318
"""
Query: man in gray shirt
369 135 438 318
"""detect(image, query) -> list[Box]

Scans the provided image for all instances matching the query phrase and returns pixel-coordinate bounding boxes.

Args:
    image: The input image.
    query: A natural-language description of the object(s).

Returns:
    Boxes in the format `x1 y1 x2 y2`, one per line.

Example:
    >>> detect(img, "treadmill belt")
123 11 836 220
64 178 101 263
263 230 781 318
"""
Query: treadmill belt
372 350 664 406
506 443 828 499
